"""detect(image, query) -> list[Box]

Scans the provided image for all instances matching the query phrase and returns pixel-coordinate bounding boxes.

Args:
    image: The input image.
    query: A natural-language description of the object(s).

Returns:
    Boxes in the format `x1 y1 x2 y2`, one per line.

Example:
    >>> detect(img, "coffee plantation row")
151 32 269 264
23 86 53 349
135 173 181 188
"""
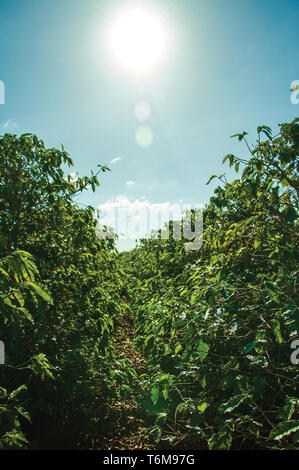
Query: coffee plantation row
0 118 298 449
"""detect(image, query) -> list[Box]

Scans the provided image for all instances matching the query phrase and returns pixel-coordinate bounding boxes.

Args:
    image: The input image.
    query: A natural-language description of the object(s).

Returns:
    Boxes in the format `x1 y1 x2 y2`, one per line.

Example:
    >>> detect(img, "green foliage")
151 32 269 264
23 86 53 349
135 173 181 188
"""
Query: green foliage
1 119 298 450
0 133 124 447
122 118 299 450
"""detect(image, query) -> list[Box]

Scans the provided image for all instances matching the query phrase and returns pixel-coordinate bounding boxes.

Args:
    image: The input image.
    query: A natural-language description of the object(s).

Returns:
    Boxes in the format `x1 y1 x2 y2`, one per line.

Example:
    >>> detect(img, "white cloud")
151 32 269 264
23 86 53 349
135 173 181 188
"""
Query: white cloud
97 196 177 214
96 196 202 240
109 156 123 164
2 119 17 130
126 180 135 186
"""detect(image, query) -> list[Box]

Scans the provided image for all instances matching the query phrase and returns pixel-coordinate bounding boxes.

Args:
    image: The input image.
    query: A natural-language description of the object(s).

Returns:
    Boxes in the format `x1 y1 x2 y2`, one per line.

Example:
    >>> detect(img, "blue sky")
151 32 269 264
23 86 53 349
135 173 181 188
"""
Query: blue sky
0 0 298 250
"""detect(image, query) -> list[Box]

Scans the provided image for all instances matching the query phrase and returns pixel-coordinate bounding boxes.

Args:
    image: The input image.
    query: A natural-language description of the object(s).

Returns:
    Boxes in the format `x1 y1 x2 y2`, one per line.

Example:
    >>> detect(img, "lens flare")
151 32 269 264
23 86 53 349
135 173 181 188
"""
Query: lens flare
135 101 151 121
135 125 153 147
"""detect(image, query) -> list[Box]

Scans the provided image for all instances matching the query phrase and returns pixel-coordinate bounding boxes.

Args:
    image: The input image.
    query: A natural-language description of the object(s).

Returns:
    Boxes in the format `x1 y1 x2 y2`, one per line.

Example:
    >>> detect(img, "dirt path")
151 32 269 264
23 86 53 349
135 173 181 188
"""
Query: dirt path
97 310 155 450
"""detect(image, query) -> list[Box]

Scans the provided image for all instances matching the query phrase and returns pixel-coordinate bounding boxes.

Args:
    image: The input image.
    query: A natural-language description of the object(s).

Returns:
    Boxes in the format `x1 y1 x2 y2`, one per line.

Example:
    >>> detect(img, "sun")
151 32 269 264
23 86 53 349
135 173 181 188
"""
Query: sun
108 8 167 73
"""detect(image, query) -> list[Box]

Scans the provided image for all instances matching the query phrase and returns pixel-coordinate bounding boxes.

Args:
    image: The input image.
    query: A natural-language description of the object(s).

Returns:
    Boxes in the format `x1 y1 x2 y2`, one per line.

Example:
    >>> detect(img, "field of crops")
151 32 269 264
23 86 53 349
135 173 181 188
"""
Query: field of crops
0 118 298 450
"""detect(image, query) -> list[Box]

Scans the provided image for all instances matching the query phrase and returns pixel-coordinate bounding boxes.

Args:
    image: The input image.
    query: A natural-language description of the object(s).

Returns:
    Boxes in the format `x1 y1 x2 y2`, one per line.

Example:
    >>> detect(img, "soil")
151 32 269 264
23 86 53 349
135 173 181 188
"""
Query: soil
95 310 155 450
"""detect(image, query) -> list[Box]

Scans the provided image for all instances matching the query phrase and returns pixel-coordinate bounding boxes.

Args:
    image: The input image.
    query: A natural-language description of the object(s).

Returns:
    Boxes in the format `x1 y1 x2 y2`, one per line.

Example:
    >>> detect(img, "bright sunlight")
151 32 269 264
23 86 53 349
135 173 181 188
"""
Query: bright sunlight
108 7 167 73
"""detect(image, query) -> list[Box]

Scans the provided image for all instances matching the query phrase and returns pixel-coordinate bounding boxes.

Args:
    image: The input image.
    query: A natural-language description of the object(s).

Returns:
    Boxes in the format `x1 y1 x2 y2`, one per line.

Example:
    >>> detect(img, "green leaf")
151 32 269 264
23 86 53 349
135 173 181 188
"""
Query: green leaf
272 319 283 344
162 388 168 401
151 386 159 406
26 282 53 304
197 401 208 413
17 407 31 423
198 340 209 362
230 132 248 141
0 387 7 398
9 385 27 400
243 341 258 355
219 394 249 414
269 420 299 441
200 375 207 388
254 238 261 249
206 174 217 185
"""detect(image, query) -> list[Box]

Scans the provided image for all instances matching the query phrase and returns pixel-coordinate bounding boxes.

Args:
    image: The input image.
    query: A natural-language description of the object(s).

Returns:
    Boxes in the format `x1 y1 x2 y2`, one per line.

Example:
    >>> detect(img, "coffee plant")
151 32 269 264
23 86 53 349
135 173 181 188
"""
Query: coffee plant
122 118 299 450
1 119 298 449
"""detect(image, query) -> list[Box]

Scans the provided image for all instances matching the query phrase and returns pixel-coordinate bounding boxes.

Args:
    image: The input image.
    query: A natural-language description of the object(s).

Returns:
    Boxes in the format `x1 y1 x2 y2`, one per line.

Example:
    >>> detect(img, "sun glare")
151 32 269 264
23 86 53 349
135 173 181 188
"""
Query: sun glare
108 8 167 73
